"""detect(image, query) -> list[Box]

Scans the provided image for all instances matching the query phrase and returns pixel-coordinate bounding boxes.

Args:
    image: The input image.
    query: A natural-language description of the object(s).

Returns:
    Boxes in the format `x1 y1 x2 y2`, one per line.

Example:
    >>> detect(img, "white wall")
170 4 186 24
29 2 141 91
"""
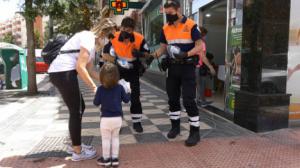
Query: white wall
287 0 300 114
192 0 214 14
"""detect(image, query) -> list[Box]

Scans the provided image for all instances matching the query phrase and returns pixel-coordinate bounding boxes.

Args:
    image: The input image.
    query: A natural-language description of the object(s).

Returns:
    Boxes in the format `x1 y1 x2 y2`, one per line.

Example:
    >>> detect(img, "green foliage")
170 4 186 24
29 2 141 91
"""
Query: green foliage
34 30 42 48
1 33 16 44
5 0 99 37
53 0 100 36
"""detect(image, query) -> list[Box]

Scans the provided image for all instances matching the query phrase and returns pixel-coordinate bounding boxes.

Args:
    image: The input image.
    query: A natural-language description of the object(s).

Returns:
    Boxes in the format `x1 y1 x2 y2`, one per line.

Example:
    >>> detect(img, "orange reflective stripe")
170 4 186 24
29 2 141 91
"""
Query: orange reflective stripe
163 18 196 45
111 31 144 60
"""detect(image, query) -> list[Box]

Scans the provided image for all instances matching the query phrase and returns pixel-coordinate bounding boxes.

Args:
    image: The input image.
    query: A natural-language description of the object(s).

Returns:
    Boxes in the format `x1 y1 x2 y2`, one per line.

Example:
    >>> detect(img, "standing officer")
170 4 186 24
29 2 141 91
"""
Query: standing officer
103 17 150 133
152 0 203 146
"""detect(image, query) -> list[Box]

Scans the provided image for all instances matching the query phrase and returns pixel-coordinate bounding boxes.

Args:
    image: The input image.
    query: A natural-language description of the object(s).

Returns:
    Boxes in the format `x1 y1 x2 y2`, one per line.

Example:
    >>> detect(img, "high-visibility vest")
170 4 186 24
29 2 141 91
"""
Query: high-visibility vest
163 18 196 45
111 31 144 61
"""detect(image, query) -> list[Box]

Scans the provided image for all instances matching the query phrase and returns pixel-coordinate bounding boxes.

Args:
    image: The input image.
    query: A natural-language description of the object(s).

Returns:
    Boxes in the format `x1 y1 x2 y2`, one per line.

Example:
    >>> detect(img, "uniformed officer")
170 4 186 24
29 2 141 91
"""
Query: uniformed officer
152 0 203 146
103 17 150 133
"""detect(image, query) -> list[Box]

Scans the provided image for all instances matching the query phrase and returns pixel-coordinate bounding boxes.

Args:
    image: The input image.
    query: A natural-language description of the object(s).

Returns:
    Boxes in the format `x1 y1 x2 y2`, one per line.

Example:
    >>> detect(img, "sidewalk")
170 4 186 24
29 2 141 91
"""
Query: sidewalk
1 77 299 168
1 129 300 168
22 79 253 158
0 74 58 158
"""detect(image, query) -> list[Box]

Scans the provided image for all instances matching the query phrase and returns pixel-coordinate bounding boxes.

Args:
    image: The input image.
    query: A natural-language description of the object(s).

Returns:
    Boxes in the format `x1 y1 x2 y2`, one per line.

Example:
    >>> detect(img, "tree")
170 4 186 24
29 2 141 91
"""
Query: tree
24 0 38 95
1 33 16 44
53 0 99 36
20 0 65 94
2 0 99 95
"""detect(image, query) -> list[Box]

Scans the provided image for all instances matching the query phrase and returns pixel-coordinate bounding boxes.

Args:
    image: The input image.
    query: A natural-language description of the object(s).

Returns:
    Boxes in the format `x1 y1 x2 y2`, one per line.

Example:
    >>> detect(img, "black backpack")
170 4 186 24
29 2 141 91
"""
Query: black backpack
41 35 80 65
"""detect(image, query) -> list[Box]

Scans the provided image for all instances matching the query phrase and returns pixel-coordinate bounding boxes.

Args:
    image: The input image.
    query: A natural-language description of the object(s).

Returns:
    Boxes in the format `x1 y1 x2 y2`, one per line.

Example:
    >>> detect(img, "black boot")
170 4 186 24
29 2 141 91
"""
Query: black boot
185 126 200 147
167 119 180 139
133 122 143 133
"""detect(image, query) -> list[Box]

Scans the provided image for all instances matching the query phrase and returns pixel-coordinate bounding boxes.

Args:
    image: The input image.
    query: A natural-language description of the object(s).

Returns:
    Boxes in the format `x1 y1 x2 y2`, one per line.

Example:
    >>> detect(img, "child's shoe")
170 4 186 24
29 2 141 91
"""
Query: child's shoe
111 157 119 167
97 157 111 167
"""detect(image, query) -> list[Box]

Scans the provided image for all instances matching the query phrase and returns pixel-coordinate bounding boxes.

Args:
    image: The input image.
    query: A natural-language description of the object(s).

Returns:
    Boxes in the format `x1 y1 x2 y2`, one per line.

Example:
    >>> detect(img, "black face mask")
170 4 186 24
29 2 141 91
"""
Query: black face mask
119 31 134 42
107 33 115 39
166 14 179 24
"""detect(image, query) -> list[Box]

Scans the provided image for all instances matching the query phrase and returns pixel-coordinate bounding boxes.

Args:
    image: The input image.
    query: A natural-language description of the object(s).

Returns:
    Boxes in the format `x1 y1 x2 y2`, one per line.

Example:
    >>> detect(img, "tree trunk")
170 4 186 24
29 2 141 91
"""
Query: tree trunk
25 0 38 95
49 15 54 39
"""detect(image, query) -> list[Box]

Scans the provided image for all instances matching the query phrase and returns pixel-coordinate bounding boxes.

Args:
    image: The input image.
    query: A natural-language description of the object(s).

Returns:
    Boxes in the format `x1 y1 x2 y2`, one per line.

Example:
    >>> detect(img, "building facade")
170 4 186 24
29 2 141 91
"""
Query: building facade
0 13 45 48
97 0 300 132
139 0 300 132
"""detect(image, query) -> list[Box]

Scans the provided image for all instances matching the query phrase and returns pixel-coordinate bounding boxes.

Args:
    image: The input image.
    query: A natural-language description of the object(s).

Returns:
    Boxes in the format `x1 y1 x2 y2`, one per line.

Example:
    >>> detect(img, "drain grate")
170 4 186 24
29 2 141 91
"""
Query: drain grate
25 136 93 158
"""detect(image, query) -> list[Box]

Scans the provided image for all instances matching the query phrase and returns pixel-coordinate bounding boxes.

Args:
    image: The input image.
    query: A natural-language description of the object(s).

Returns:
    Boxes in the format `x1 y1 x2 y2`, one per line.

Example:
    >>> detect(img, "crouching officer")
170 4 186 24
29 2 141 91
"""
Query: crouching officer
152 0 203 146
102 17 150 133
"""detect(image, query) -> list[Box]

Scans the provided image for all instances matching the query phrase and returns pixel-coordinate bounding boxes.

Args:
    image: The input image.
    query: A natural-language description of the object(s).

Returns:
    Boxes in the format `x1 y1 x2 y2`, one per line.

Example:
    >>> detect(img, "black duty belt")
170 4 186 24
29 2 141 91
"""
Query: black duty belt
170 56 198 65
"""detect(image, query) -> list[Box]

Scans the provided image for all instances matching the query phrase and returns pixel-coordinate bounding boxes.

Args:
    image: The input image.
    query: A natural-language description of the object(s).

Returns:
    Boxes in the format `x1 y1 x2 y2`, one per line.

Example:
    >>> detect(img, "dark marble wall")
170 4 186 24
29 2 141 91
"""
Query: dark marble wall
234 0 291 132
241 0 290 94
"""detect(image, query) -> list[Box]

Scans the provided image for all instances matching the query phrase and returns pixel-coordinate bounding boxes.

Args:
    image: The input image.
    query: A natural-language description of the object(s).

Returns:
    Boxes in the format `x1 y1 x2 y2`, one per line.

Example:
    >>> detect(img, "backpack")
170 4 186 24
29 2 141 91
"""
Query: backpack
41 35 80 65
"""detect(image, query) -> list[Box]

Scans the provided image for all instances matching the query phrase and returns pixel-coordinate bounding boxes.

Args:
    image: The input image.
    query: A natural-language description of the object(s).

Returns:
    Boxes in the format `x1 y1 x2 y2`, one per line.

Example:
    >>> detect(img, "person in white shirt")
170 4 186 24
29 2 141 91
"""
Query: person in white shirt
48 18 117 161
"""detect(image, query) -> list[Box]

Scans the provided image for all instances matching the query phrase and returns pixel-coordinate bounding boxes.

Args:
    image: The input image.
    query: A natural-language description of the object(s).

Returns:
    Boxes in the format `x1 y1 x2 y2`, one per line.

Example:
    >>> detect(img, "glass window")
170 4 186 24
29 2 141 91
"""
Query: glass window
144 4 164 72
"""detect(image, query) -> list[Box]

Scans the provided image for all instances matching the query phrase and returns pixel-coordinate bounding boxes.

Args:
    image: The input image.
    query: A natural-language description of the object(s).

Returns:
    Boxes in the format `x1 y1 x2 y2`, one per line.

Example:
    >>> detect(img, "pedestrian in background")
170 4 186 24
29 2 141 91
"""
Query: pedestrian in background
196 27 216 107
94 62 131 167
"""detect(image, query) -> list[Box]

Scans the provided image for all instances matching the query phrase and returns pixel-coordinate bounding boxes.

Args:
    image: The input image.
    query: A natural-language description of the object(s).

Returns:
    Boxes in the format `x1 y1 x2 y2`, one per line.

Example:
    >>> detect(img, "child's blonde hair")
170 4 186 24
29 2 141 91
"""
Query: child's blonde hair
100 63 119 89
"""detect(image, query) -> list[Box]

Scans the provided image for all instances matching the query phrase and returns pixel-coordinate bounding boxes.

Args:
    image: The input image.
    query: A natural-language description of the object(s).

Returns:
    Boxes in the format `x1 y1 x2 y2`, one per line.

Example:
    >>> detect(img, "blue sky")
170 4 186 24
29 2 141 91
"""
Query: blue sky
0 0 24 22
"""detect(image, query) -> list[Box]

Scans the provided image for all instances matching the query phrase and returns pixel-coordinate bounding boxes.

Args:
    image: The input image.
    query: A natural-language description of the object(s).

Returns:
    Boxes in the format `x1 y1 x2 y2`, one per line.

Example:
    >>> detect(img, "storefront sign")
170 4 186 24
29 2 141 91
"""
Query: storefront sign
225 0 243 113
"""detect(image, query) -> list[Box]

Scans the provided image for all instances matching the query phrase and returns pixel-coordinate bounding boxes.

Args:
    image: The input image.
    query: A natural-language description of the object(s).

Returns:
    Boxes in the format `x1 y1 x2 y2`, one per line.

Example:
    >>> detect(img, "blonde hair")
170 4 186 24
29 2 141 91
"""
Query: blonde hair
100 63 119 89
91 18 117 37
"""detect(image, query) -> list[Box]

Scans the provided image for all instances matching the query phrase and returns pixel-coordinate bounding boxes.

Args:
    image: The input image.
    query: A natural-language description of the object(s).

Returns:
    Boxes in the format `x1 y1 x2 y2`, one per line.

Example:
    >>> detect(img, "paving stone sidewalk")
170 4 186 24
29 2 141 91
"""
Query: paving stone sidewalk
2 75 300 168
1 128 300 168
24 78 253 159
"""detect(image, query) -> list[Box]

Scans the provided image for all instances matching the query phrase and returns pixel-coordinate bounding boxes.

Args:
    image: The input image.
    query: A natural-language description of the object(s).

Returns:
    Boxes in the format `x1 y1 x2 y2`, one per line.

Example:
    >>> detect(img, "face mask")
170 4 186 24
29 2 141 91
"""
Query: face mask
166 14 179 24
107 33 115 39
119 31 134 42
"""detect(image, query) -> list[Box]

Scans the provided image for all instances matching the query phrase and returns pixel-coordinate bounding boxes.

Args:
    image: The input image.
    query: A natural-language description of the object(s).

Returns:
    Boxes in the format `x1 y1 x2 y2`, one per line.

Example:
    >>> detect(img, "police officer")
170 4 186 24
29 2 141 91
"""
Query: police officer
103 17 150 133
152 0 203 146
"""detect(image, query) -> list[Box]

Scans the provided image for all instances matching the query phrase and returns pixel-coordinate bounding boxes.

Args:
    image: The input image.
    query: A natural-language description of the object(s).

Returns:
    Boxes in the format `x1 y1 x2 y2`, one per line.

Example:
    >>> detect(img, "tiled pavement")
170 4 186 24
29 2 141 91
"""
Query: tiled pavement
2 129 300 168
24 78 253 158
2 76 300 168
0 74 60 158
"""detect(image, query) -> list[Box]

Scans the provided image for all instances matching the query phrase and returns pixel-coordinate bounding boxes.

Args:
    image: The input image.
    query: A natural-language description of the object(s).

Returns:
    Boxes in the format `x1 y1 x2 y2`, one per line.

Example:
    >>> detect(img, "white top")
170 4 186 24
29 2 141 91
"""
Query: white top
48 31 96 73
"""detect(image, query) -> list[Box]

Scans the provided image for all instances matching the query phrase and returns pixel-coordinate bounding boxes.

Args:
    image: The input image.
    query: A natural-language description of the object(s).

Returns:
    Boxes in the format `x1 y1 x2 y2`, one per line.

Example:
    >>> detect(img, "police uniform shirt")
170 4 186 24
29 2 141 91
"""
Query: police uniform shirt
160 16 201 53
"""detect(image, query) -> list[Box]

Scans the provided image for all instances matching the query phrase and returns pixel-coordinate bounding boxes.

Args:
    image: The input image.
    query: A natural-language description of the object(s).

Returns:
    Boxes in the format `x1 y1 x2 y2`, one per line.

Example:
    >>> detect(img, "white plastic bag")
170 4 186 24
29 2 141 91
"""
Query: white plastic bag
118 79 131 94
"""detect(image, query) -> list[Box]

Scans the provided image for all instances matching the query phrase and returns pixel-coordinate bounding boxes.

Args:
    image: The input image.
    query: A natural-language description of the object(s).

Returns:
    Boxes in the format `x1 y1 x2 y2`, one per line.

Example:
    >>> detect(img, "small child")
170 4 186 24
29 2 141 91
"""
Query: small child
94 62 131 167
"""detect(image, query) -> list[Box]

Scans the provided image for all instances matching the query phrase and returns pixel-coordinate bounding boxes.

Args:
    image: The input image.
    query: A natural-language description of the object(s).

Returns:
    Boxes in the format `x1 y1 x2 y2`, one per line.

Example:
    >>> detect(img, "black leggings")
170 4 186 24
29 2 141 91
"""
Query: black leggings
49 70 85 146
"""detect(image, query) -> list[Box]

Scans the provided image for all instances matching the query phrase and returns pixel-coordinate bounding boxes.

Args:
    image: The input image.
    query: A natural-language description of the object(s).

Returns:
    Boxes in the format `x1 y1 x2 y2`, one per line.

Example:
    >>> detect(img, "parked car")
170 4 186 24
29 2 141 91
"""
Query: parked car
36 56 49 73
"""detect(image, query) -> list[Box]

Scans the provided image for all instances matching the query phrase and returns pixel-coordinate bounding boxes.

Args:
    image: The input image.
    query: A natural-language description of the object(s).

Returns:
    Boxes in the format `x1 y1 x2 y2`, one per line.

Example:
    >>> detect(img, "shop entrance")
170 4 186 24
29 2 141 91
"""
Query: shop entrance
199 0 227 110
